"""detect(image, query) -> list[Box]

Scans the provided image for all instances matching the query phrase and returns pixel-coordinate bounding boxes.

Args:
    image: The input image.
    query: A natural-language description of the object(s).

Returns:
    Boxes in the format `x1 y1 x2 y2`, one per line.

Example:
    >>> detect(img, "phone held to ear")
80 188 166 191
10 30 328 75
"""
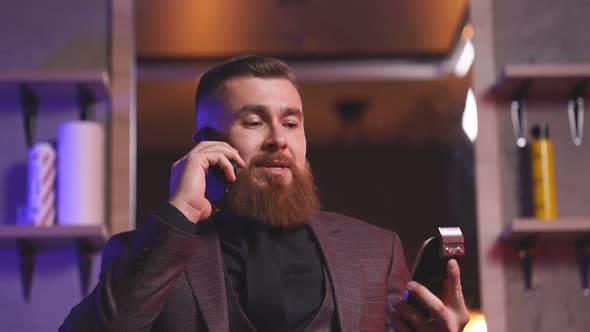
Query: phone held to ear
403 227 464 317
194 127 238 208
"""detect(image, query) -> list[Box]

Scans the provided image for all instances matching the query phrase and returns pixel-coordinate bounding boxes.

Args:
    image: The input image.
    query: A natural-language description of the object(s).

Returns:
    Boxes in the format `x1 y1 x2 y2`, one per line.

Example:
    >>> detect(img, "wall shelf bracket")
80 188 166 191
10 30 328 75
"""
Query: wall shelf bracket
517 235 536 292
76 239 96 296
19 84 39 148
77 83 95 121
17 240 36 302
575 237 590 296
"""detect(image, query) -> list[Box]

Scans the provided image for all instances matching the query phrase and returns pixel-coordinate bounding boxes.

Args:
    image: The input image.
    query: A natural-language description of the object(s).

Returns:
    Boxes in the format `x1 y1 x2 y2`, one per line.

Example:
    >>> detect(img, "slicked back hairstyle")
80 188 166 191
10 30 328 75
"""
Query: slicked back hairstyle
195 55 297 113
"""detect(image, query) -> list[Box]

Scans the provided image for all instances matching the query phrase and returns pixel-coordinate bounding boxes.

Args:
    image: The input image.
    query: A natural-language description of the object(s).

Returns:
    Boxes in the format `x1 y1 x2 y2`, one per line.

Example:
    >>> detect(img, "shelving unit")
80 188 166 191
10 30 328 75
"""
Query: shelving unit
0 71 111 301
493 63 590 99
489 64 590 292
501 218 590 243
492 63 589 147
471 2 590 330
0 71 109 99
499 218 590 294
0 225 108 249
0 225 109 301
0 2 134 328
493 63 590 223
0 71 110 145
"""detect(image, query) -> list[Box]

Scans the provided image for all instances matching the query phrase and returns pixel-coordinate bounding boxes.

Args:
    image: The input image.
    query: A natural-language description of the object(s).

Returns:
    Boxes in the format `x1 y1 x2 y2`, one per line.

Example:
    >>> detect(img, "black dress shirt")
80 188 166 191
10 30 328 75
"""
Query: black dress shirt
156 202 326 332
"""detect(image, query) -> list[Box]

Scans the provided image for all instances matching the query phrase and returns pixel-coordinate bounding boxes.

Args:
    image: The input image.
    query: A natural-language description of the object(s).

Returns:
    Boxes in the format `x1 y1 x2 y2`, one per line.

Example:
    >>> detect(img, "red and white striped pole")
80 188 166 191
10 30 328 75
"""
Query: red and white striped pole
27 142 56 227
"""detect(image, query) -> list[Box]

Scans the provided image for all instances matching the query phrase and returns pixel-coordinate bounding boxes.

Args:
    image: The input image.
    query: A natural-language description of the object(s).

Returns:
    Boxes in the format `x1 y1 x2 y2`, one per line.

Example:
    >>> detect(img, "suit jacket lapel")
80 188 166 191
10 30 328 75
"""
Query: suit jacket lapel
310 214 362 331
184 228 230 332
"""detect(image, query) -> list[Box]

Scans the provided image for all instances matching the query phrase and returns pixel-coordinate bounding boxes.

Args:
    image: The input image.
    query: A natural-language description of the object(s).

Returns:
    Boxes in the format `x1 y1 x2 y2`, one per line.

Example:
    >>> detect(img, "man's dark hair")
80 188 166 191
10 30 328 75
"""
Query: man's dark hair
195 55 297 112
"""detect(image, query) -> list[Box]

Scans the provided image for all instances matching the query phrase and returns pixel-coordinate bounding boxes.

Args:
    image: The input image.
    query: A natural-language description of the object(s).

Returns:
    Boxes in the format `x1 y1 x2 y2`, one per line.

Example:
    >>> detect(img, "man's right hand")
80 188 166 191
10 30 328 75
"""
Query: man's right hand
168 141 245 224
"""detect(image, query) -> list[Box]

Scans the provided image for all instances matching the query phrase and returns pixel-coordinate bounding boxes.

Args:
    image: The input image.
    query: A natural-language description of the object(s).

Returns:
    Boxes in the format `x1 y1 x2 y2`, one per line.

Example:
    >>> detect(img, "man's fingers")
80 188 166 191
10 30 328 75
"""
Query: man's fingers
398 260 470 332
404 281 453 328
394 299 432 332
217 156 238 181
442 259 470 329
443 259 464 305
168 141 243 223
223 146 245 168
193 142 246 169
389 309 415 332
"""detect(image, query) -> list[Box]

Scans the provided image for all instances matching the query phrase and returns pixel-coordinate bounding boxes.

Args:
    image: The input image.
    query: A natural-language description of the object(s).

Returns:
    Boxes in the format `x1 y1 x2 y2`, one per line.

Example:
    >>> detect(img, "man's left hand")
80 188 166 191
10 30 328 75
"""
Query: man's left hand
391 259 470 332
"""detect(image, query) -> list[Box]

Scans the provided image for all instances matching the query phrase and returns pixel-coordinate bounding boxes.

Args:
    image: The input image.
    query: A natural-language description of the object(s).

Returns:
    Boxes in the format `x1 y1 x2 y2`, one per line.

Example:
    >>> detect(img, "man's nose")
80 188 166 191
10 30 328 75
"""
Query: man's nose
263 123 287 151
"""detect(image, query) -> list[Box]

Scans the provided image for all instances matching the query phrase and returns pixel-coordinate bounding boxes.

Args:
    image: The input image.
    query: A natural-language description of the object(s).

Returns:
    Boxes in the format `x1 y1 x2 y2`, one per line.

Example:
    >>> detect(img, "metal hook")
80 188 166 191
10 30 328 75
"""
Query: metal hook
568 79 587 146
510 81 531 148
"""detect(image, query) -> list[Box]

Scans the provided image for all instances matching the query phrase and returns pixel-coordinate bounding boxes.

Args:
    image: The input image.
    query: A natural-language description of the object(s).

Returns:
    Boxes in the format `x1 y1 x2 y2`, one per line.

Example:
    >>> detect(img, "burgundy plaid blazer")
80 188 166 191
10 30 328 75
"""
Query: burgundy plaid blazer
60 210 409 331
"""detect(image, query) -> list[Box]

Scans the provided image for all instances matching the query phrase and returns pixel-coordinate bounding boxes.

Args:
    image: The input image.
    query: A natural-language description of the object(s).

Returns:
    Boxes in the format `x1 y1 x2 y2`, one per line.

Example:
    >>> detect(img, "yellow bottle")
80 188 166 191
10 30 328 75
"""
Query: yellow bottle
531 123 558 220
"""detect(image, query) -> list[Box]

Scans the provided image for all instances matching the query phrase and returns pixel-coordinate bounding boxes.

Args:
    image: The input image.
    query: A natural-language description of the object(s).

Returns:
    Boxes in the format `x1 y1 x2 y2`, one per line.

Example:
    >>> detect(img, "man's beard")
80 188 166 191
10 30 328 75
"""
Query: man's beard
223 153 320 228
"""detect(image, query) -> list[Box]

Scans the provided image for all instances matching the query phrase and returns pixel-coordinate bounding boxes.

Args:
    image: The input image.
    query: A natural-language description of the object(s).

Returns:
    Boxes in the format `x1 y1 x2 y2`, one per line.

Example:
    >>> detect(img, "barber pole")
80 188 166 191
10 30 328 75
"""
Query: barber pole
27 142 56 227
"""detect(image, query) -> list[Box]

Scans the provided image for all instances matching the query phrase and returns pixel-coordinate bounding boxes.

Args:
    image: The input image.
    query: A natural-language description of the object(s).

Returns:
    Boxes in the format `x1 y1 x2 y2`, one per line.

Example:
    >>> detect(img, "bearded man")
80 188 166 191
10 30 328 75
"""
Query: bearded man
60 55 469 332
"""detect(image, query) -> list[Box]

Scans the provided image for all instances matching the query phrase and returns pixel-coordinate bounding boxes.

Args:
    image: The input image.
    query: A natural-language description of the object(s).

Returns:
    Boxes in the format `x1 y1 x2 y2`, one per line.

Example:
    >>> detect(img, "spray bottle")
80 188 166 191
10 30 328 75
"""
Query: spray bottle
531 123 558 220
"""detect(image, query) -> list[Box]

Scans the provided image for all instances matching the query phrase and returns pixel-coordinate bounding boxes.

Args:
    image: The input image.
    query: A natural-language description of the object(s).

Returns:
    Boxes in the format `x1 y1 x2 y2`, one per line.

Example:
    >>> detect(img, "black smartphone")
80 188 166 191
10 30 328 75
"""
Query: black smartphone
403 227 465 317
194 127 238 208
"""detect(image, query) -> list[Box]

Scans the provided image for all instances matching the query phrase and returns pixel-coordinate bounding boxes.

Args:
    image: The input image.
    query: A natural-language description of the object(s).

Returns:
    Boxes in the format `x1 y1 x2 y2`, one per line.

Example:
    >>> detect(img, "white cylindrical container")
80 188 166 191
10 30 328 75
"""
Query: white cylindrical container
27 142 57 227
57 121 105 226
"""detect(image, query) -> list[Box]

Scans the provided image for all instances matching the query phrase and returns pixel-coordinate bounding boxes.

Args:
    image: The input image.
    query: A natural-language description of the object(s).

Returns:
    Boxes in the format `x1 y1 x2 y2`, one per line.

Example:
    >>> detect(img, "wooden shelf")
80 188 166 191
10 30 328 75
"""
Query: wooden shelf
500 218 590 243
0 225 109 250
0 70 110 102
492 63 590 99
0 224 109 300
500 218 590 292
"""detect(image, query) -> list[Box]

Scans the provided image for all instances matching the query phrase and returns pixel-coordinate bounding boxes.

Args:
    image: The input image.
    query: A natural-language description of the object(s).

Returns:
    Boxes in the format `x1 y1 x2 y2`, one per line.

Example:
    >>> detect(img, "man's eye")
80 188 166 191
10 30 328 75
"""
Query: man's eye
284 122 299 129
244 121 262 127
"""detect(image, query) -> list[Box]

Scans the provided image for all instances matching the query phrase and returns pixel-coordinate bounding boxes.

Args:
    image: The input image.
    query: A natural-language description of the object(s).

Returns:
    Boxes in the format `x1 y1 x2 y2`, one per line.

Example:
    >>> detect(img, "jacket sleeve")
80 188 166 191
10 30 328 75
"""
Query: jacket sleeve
385 232 410 332
59 206 200 332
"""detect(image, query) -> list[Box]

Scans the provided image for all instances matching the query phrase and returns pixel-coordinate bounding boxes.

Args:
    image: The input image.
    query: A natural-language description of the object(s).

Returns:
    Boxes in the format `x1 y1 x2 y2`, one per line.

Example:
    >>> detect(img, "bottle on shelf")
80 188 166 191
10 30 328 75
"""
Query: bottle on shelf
530 123 558 220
